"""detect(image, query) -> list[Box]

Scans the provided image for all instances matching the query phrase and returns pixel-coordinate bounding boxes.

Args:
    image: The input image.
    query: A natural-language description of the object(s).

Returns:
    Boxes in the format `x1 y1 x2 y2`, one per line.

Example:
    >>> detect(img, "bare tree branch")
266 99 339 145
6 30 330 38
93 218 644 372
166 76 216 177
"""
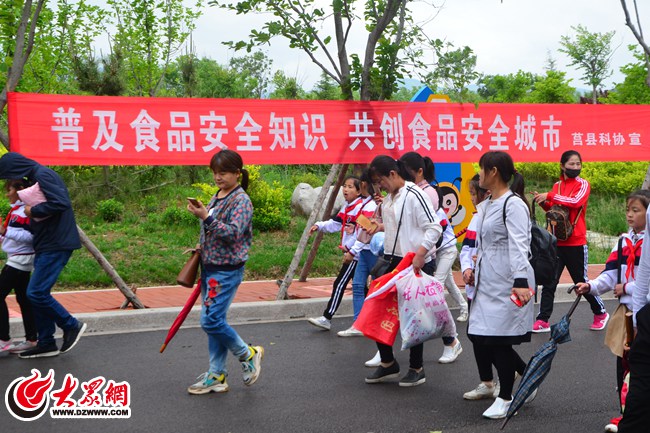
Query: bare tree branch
621 0 650 86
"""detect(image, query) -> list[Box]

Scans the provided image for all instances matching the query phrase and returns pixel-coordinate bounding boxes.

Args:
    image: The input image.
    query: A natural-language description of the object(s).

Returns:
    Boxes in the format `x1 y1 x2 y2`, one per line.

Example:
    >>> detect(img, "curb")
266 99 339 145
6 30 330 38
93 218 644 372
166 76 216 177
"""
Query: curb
9 284 586 336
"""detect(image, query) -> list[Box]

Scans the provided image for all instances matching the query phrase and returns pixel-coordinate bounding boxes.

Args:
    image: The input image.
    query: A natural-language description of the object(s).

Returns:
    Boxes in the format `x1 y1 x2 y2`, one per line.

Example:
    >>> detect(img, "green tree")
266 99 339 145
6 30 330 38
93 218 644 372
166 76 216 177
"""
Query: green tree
424 44 480 102
106 0 201 96
477 71 537 102
559 24 615 104
525 70 577 103
605 47 650 104
228 51 273 99
389 85 418 101
308 72 343 100
269 70 306 100
620 0 650 87
212 0 432 102
0 0 108 149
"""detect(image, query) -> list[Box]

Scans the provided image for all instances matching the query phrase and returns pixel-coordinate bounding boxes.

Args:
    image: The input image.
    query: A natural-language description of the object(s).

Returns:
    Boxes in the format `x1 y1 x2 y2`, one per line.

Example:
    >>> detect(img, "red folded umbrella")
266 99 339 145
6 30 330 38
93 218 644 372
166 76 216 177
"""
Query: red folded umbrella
160 280 201 353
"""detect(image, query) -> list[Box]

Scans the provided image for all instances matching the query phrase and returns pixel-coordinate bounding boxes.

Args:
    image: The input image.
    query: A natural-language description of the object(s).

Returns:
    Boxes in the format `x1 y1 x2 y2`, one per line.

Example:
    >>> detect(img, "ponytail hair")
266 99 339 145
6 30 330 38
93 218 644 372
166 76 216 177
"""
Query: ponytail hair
369 155 412 182
422 156 436 184
479 151 529 211
398 151 436 183
360 168 374 197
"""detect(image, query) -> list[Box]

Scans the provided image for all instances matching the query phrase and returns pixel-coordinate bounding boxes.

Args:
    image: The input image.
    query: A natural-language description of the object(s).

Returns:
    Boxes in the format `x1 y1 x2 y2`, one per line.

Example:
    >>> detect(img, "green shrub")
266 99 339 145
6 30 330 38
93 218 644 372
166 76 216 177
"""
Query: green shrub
517 161 648 195
290 172 324 188
0 199 10 218
191 165 291 232
159 206 197 226
96 198 125 222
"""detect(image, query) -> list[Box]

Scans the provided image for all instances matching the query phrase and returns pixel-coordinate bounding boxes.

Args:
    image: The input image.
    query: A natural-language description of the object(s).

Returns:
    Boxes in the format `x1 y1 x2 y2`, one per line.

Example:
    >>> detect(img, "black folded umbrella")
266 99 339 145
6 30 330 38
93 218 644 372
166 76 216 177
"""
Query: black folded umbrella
501 286 581 429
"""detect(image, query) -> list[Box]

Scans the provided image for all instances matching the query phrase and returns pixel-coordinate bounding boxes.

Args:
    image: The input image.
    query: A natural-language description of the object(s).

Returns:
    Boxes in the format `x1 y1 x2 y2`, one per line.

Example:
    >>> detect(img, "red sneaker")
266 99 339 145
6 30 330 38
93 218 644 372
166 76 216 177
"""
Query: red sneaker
591 312 610 331
532 320 550 333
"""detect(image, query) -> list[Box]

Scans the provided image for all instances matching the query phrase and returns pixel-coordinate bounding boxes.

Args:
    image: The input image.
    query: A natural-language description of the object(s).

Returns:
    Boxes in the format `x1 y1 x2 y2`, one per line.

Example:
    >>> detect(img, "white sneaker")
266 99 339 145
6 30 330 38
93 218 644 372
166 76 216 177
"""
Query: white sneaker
457 309 469 322
482 397 512 419
337 326 363 337
463 382 496 400
438 339 463 364
365 351 381 368
308 316 331 330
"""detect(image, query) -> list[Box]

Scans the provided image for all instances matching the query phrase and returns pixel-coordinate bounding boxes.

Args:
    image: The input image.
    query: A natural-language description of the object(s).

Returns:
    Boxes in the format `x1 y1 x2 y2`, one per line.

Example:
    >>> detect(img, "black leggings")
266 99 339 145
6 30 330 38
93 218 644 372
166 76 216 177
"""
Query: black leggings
473 343 527 400
0 265 37 342
537 245 606 322
376 256 435 370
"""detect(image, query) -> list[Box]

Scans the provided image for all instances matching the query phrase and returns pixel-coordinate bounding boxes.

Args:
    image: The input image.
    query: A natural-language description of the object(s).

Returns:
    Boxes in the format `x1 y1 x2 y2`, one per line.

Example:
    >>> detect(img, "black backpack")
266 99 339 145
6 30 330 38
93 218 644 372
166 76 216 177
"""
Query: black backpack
503 194 558 287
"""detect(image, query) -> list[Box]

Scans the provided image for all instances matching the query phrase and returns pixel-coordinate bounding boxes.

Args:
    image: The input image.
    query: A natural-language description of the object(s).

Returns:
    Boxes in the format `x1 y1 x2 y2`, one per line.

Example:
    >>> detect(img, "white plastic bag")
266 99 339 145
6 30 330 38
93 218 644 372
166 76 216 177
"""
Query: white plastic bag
395 269 455 350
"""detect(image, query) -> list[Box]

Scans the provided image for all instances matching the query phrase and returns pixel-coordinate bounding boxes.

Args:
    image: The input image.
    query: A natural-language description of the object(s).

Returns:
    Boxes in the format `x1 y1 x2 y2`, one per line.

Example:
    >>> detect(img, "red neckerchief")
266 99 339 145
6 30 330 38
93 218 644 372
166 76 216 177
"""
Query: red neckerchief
625 237 643 281
339 196 364 237
3 205 20 229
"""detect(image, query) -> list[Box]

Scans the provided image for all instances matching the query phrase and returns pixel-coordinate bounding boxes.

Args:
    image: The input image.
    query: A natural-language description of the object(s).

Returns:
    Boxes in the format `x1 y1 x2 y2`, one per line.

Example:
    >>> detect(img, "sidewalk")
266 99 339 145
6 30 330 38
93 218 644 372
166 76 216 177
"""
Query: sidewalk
6 265 612 335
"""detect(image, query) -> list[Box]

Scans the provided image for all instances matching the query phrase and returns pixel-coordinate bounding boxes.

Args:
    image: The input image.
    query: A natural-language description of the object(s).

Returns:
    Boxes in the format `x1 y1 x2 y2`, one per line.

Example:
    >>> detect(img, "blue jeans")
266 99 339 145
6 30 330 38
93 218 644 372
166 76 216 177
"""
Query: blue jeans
352 249 377 321
27 251 79 347
200 267 250 376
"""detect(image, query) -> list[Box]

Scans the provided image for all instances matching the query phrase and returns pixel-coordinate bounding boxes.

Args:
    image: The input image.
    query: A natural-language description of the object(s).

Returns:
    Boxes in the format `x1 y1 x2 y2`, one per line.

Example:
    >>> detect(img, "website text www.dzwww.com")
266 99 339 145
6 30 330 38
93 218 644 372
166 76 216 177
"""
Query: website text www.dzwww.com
49 407 131 419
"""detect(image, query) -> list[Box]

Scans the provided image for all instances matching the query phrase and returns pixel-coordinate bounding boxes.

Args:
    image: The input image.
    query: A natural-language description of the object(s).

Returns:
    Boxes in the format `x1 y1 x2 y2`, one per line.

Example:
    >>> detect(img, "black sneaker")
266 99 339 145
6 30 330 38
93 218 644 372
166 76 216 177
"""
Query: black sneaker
399 368 426 387
18 343 60 359
365 361 400 384
60 322 87 354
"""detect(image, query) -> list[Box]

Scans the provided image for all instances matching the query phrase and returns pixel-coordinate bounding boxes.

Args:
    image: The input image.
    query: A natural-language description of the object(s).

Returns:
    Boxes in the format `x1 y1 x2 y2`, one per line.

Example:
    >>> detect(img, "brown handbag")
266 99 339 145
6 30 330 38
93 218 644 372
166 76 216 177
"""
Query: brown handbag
177 248 201 288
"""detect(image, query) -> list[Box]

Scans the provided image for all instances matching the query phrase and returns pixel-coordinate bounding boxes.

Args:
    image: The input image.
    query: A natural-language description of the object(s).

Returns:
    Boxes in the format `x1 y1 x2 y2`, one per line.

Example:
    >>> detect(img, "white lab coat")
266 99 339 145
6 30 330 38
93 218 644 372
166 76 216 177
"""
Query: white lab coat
469 192 535 338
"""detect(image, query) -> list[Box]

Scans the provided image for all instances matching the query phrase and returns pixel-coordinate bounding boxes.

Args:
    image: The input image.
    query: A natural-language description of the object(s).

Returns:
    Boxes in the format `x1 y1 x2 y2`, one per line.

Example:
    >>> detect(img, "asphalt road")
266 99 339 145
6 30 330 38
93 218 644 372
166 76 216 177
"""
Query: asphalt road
1 299 620 433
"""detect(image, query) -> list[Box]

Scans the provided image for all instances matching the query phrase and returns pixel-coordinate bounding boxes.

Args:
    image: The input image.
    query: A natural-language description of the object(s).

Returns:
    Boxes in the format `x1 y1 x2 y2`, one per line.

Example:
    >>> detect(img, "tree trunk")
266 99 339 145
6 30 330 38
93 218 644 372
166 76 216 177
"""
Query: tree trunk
276 164 343 300
0 0 46 150
77 225 145 309
592 84 598 104
298 164 349 281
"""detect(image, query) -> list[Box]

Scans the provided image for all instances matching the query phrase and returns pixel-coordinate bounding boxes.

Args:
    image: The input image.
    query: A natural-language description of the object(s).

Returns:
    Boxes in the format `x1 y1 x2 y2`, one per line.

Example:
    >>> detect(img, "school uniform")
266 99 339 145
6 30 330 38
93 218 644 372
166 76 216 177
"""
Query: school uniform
619 211 650 432
314 196 366 320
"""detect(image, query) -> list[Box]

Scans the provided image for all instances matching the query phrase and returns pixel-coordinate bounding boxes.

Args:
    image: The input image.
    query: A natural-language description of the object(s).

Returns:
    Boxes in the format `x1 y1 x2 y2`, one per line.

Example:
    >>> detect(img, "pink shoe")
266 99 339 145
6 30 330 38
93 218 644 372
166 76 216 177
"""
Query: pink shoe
532 320 550 333
591 312 610 331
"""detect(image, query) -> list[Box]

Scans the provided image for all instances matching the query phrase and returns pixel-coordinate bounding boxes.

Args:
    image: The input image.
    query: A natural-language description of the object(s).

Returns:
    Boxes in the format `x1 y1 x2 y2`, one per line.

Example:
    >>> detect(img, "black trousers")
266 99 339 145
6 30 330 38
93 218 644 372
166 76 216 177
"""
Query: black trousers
376 256 435 370
619 304 650 432
472 343 527 400
537 245 606 322
0 265 37 342
323 261 357 320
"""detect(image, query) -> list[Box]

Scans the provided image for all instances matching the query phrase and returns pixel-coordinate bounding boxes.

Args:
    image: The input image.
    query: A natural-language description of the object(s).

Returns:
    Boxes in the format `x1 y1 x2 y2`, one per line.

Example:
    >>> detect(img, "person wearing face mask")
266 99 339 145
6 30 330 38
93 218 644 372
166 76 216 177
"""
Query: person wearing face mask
531 150 608 332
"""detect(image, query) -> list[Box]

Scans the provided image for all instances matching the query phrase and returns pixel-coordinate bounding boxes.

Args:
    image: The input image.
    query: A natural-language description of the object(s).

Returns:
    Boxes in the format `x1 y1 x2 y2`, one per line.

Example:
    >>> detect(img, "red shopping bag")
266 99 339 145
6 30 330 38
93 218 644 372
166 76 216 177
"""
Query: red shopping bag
354 253 415 346
354 287 399 346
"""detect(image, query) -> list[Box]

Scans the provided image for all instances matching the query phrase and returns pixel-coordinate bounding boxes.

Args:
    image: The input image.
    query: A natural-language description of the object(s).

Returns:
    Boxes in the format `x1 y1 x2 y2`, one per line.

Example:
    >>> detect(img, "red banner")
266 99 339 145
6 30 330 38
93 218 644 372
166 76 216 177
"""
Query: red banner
7 92 650 165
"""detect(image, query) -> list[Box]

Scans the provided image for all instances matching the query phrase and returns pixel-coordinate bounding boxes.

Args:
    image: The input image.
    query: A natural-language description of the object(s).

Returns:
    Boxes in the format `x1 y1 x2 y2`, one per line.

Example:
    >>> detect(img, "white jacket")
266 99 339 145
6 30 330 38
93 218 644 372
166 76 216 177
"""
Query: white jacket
383 181 442 262
469 192 534 337
0 200 35 272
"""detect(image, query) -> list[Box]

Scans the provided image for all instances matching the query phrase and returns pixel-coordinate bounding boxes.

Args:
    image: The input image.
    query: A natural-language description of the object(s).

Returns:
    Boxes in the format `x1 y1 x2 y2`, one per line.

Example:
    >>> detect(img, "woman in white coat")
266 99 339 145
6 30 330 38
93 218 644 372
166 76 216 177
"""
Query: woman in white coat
467 151 535 419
